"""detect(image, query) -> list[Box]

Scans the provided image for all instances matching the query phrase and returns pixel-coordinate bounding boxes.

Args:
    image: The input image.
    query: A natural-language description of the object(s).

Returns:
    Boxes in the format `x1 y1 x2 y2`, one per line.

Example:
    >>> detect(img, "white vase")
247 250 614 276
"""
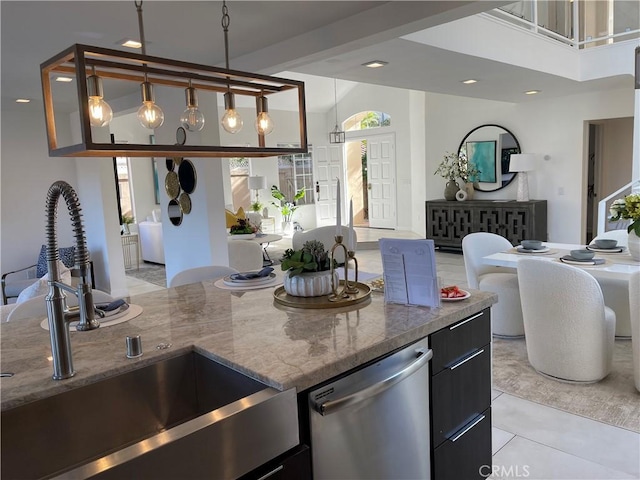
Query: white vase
464 182 475 200
282 221 294 236
628 230 640 261
283 270 338 297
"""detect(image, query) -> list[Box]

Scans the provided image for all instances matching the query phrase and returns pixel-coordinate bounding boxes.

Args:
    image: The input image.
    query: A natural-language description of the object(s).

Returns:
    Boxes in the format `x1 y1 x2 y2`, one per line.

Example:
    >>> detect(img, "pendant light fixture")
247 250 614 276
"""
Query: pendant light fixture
135 1 164 130
329 78 345 144
255 93 274 136
40 2 308 157
220 0 244 134
180 80 205 132
87 66 113 127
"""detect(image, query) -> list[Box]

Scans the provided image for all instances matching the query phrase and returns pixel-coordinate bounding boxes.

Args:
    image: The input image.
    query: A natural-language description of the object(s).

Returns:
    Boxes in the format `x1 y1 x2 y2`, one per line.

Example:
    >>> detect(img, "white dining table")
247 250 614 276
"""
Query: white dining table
482 242 640 282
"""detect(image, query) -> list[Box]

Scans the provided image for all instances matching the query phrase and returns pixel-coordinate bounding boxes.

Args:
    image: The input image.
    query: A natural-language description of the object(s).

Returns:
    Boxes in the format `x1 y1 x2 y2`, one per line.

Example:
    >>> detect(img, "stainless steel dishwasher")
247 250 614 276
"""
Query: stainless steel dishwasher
309 337 433 479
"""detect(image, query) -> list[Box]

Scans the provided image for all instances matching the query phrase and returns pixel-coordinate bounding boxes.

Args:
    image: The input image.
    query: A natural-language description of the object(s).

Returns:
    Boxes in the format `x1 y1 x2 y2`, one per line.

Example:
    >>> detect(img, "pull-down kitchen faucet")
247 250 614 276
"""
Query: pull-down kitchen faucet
45 180 99 380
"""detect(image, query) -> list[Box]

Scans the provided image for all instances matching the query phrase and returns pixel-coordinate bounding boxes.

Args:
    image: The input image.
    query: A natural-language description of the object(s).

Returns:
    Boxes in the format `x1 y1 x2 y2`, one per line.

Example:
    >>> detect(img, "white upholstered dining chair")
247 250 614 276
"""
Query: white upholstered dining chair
228 240 264 272
462 232 524 337
590 230 631 337
517 258 615 383
292 225 357 264
630 271 640 392
169 266 238 288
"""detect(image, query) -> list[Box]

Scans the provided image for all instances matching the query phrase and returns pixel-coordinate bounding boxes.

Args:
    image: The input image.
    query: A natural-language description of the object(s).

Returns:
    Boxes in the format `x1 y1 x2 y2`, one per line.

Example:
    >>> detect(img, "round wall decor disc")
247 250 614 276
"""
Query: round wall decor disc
179 192 192 214
165 171 180 199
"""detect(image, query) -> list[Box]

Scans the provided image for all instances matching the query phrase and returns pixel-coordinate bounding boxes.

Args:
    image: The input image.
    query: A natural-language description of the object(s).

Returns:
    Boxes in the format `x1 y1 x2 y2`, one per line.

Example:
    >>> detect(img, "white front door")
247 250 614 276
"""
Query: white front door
366 133 396 229
314 144 343 227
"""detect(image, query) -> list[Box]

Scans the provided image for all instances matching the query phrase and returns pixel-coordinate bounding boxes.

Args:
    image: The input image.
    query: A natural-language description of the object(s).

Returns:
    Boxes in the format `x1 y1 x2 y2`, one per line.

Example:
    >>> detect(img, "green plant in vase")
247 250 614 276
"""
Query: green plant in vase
281 240 334 276
434 152 480 200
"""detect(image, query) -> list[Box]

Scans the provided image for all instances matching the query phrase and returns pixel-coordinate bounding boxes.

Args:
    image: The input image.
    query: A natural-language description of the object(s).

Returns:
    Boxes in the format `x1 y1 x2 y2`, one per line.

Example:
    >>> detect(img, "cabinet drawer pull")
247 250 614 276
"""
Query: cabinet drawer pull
450 414 486 442
256 465 284 480
449 348 484 370
449 311 484 330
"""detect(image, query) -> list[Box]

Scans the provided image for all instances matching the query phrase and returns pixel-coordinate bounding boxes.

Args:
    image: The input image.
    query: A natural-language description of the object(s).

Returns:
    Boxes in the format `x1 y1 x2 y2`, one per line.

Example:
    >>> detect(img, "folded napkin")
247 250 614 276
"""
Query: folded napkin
95 299 129 318
231 267 274 280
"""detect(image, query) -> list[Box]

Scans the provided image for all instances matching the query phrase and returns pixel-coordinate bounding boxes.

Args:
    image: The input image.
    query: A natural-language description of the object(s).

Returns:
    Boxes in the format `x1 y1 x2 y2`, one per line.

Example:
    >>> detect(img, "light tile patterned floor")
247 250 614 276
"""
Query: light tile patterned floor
126 228 640 480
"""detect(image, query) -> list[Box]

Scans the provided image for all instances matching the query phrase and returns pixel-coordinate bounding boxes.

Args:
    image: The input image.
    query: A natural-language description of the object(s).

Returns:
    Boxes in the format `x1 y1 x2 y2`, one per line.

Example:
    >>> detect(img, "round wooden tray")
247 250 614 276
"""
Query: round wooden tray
273 281 371 309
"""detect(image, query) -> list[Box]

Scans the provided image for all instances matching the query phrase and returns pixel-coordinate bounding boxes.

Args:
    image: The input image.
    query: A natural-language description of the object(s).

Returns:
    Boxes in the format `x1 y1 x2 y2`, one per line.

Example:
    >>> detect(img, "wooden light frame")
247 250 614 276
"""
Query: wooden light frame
41 44 308 158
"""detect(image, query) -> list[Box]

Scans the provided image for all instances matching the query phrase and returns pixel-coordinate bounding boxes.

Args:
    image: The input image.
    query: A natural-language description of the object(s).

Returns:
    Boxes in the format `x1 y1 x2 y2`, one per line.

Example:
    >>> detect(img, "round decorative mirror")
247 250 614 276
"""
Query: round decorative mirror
178 159 197 194
457 124 521 192
168 199 183 226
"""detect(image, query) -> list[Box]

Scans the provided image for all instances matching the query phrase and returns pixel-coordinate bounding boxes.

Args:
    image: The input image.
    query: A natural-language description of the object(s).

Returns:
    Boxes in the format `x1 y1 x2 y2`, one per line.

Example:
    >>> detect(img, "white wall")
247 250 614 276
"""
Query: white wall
425 87 635 243
1 108 78 274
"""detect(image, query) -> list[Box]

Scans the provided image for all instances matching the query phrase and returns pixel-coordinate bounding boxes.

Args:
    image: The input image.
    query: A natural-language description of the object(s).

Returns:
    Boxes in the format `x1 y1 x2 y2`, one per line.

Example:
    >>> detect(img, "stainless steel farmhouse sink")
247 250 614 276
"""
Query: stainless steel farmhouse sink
1 352 298 479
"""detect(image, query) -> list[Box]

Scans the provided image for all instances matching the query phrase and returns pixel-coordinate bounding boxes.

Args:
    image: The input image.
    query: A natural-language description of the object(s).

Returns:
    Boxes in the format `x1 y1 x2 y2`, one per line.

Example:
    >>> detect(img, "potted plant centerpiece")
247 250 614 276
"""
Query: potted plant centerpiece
271 185 305 235
280 240 338 297
229 218 257 239
434 152 480 201
609 193 640 260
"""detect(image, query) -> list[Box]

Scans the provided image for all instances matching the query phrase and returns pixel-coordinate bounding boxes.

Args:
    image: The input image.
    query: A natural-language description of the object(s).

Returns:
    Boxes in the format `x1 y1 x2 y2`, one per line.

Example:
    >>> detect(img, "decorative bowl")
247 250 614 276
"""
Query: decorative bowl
570 249 595 260
593 239 618 249
521 240 543 250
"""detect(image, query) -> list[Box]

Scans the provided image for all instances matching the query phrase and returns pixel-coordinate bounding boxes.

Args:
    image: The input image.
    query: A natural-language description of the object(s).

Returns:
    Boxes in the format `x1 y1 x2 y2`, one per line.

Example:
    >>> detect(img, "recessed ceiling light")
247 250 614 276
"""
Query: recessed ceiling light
15 98 31 103
55 76 73 83
461 79 478 84
525 90 541 95
363 60 388 68
121 39 142 49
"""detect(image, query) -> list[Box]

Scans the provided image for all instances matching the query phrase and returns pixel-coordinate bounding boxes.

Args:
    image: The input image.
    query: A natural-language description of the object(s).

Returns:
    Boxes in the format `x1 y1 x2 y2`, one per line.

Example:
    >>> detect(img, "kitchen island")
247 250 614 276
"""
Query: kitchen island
1 280 497 479
1 282 496 409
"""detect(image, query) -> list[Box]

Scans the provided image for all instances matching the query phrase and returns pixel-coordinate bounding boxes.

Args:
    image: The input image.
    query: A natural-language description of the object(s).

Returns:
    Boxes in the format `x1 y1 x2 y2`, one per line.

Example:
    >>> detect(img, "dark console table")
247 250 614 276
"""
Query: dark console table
425 199 547 250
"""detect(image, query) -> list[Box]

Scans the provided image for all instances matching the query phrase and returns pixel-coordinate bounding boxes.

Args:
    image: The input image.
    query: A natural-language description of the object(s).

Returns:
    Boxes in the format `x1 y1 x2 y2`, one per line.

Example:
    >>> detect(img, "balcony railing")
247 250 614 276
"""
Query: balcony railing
489 0 639 49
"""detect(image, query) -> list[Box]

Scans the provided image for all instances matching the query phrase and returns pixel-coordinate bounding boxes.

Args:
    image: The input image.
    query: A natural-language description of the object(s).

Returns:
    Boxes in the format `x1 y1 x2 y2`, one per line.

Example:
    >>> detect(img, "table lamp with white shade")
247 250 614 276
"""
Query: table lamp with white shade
248 175 267 210
509 154 537 201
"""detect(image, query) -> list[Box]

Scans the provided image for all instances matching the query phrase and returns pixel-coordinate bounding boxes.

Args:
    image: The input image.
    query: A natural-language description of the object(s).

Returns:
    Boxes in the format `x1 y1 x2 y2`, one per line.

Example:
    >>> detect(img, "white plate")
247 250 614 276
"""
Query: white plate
516 246 550 254
441 289 471 302
586 245 625 253
228 233 256 240
223 272 276 286
559 256 605 266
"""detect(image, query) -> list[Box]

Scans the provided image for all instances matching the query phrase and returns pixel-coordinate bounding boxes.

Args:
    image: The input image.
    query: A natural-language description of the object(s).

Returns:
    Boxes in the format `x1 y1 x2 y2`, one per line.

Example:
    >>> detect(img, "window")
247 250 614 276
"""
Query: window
344 111 391 132
277 144 314 206
115 156 134 222
229 157 250 209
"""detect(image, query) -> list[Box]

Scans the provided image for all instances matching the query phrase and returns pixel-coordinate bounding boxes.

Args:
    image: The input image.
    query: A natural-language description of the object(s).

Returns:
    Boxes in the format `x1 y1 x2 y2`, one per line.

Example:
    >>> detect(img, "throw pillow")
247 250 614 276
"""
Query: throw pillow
17 261 72 303
225 207 247 229
36 245 76 277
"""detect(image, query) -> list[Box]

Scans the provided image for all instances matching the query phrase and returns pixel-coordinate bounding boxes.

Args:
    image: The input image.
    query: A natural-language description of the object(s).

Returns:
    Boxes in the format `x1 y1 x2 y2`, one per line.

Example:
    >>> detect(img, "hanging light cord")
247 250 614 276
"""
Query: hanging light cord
334 78 339 126
135 0 147 56
222 1 230 70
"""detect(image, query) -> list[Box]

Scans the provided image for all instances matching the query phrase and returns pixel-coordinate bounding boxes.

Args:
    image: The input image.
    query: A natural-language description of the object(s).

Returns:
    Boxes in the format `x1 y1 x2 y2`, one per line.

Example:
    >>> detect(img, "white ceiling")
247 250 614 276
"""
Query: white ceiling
1 1 634 114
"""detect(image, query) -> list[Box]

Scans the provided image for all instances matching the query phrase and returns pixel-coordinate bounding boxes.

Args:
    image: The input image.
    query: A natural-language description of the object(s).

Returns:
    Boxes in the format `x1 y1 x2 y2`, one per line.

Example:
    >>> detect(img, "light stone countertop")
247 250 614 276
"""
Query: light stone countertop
0 281 497 411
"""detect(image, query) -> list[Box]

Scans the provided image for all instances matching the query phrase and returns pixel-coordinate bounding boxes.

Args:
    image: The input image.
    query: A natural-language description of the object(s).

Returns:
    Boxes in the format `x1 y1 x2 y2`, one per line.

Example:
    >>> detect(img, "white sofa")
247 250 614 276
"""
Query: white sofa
138 221 165 264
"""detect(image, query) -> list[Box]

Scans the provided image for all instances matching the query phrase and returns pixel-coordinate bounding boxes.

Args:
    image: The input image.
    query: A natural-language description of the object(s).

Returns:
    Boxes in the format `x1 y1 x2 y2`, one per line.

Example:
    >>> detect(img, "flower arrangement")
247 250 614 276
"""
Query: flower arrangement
609 193 640 236
280 240 334 276
271 185 305 222
229 218 257 235
434 152 480 183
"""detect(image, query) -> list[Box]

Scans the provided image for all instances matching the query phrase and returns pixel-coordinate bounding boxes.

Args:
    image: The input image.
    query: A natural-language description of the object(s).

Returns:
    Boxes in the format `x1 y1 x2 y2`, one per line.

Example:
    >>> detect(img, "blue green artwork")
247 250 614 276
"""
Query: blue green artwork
466 140 497 183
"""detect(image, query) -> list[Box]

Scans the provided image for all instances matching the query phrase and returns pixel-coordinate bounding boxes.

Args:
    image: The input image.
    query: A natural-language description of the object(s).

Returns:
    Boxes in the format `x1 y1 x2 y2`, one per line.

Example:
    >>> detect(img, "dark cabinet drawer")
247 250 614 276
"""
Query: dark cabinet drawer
239 445 311 480
433 408 492 480
431 345 491 447
430 309 490 374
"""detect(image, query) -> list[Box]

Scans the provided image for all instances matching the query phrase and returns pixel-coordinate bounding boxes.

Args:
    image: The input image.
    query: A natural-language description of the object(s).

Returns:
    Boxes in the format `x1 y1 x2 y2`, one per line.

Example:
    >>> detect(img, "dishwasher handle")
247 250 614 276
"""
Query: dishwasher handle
315 347 433 416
